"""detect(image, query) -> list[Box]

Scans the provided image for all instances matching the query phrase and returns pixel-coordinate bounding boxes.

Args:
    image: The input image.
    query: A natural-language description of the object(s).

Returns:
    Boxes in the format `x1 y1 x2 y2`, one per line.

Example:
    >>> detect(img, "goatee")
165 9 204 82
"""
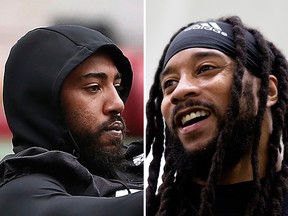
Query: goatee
73 116 127 177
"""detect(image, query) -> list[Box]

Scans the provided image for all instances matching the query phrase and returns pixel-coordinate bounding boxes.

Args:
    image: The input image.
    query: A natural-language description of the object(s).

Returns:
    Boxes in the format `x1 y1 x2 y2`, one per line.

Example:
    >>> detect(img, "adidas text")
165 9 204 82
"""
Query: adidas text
184 22 228 37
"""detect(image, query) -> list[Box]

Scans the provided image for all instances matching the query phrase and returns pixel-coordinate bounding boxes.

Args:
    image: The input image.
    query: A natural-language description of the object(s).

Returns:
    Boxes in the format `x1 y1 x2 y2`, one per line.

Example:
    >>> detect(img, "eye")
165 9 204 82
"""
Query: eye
115 84 124 93
162 79 178 93
86 84 101 93
114 80 123 93
198 65 216 74
164 80 177 88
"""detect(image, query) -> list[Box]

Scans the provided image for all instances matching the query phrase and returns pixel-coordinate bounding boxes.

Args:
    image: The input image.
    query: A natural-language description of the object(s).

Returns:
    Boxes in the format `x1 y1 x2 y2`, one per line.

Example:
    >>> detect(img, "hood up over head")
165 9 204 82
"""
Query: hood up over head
3 25 133 154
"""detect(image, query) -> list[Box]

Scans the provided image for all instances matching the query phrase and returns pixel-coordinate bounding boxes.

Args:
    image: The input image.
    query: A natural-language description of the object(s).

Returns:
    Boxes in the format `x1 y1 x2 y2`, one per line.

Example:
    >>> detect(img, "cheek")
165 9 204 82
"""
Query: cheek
161 97 172 125
65 99 103 132
66 108 101 135
209 79 232 113
77 101 102 123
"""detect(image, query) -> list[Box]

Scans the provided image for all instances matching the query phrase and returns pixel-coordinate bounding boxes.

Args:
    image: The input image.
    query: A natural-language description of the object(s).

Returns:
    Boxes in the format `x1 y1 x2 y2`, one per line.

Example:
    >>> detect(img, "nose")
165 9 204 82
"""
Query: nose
103 87 125 115
170 76 200 104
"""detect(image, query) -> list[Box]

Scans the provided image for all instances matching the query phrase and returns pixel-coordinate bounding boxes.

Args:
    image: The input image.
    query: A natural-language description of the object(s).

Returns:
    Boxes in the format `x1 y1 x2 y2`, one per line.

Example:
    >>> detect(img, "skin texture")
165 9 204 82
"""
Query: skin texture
61 50 126 174
160 47 279 184
161 48 234 152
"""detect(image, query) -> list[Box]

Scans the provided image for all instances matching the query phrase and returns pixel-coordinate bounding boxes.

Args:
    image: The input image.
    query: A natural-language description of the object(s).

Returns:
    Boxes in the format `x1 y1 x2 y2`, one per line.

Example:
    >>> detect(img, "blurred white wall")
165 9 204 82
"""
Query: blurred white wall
146 0 288 99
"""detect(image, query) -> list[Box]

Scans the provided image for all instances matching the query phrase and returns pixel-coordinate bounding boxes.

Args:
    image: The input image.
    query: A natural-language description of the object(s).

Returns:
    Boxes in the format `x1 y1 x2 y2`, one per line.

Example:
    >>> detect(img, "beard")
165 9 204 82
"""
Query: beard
169 81 258 180
71 116 127 177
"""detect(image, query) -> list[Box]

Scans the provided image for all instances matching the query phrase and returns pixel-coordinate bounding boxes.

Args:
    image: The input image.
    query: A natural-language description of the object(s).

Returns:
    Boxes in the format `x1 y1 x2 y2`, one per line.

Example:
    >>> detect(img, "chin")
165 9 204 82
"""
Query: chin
101 144 121 153
98 137 123 153
181 137 215 154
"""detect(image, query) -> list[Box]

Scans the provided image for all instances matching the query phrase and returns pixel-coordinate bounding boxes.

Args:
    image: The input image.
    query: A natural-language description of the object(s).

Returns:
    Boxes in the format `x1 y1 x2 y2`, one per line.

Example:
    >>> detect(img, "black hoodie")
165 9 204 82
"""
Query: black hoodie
0 25 143 216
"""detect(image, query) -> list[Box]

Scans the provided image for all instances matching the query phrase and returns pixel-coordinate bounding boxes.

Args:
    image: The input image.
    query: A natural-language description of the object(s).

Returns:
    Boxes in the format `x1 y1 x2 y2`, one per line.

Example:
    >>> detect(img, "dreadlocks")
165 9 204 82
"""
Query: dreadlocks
146 16 288 216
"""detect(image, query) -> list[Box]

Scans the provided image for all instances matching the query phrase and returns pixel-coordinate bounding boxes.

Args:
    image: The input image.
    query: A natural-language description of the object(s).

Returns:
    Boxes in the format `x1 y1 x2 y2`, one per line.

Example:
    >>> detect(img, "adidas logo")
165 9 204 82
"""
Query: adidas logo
184 22 228 37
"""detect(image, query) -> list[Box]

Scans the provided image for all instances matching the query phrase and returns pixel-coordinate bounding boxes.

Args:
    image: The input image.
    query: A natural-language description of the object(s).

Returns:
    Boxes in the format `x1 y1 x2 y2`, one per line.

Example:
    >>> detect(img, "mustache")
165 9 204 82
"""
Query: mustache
97 115 126 133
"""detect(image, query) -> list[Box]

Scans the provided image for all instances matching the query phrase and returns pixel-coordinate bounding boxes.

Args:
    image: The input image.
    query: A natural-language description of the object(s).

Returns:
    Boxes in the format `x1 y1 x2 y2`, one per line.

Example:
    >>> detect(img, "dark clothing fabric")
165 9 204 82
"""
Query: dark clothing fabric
0 25 143 215
180 181 252 216
163 21 263 74
174 179 288 216
0 144 143 216
0 174 142 216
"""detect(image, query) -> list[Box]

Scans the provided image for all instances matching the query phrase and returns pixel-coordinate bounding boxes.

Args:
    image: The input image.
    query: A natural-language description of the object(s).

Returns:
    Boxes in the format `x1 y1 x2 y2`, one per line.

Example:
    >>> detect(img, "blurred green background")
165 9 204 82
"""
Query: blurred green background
0 139 12 160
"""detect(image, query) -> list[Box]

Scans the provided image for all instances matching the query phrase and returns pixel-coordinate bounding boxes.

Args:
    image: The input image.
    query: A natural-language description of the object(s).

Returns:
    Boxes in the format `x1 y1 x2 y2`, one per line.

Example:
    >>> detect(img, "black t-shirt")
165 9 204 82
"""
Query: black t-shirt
173 179 287 216
187 181 251 215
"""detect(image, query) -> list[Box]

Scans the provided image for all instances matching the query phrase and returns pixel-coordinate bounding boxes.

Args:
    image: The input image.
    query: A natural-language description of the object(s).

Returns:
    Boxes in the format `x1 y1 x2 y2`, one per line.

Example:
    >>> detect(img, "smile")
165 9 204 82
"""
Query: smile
180 110 210 127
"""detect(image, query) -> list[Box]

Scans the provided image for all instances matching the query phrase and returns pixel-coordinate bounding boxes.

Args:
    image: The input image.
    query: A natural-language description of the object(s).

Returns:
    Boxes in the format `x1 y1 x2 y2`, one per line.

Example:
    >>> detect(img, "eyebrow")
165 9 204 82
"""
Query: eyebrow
82 72 122 80
193 50 225 59
161 50 225 79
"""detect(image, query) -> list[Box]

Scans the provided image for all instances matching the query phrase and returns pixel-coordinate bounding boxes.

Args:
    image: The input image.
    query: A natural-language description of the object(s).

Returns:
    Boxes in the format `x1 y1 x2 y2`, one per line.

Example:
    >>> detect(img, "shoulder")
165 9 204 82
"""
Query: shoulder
0 173 67 197
0 173 144 216
0 173 69 215
120 140 144 184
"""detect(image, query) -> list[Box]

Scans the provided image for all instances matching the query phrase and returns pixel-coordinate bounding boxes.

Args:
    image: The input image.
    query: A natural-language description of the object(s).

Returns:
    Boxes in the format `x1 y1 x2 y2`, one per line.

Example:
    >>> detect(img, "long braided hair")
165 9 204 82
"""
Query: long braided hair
146 16 288 215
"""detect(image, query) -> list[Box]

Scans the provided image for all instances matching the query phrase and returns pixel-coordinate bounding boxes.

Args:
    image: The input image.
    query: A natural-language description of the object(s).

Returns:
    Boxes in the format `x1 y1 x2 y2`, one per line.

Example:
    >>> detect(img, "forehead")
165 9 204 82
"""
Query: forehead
66 51 120 81
161 48 233 77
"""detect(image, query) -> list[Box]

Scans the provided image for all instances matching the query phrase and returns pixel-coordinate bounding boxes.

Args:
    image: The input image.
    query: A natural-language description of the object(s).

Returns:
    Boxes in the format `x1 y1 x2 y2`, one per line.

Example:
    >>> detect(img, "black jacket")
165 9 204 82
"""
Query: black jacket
0 25 143 216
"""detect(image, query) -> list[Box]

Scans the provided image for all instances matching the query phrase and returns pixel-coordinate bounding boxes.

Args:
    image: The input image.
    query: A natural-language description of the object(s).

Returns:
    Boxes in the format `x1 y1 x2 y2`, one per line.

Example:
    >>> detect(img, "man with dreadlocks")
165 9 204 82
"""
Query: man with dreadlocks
146 16 288 215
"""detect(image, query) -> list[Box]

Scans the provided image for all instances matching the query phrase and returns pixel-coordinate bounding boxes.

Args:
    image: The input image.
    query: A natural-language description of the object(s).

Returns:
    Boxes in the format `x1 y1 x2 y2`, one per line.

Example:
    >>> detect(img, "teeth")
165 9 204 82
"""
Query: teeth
181 110 209 125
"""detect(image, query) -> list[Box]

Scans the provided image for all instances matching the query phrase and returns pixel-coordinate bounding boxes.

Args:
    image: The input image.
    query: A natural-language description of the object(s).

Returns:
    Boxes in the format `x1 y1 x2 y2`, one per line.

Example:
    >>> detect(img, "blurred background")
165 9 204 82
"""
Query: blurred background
0 0 144 159
145 0 288 188
146 0 288 96
2 0 288 184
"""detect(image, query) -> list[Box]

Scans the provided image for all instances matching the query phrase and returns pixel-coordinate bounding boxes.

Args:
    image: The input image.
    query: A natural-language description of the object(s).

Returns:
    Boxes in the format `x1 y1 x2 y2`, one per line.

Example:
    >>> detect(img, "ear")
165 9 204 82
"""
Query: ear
266 75 278 107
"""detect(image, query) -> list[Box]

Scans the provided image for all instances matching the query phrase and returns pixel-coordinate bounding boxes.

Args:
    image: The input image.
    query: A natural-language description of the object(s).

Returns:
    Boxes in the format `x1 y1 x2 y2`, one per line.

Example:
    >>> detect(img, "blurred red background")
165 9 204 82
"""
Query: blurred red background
0 48 143 140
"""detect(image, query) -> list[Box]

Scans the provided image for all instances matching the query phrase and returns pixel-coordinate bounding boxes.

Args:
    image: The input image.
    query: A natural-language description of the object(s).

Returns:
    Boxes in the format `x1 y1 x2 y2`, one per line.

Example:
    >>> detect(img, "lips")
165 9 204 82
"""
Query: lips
104 121 124 139
175 107 210 128
107 121 124 131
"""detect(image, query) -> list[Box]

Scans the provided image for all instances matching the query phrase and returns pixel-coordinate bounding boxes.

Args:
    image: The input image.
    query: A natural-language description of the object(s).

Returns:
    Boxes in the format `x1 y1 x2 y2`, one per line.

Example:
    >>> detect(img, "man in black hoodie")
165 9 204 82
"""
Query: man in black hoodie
0 25 143 215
